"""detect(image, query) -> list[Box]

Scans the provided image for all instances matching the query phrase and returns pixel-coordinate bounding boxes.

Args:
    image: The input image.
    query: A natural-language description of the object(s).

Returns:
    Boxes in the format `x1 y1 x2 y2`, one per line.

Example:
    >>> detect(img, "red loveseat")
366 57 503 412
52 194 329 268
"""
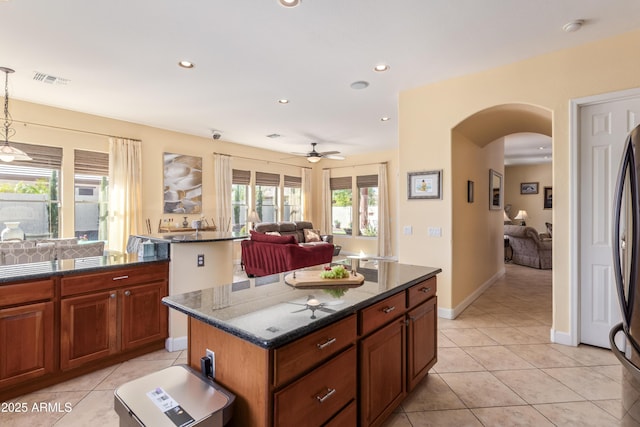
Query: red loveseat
241 230 334 277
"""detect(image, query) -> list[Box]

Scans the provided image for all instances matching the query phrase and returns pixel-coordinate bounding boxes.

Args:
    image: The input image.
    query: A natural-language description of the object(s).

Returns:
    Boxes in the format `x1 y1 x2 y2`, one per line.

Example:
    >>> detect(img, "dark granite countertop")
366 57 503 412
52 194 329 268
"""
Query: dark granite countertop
134 231 248 243
0 253 169 284
163 261 441 349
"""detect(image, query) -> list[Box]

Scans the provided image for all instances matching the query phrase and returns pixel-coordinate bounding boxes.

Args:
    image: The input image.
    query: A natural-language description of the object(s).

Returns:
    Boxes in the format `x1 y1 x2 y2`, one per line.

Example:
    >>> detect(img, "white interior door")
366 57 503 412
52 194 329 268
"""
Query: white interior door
580 98 640 348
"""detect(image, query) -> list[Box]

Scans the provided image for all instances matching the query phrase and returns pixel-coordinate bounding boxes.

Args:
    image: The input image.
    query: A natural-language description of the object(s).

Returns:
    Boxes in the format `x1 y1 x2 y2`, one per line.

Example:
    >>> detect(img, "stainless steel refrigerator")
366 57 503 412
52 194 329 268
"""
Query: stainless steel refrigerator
612 123 640 425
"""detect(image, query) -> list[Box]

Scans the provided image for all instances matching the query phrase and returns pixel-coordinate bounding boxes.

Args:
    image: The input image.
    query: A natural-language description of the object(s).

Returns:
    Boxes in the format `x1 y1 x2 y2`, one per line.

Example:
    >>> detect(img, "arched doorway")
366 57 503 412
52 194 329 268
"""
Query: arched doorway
449 103 552 317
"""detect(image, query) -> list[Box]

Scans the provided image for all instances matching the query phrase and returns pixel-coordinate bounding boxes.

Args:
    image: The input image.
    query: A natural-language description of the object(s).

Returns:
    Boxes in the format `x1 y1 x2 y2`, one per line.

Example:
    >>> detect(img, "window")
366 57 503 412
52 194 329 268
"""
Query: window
283 175 301 221
357 175 378 237
330 176 352 235
232 169 250 232
74 150 109 241
0 142 62 239
255 172 280 223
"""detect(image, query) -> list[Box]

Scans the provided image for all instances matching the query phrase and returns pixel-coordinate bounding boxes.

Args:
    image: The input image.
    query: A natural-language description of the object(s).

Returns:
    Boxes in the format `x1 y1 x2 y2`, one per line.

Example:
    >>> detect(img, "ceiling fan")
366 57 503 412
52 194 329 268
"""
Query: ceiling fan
290 142 345 163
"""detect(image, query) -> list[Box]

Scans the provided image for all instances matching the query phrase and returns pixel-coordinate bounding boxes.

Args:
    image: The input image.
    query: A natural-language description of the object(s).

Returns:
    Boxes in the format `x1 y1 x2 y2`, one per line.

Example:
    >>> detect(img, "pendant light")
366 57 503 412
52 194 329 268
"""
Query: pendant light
0 67 31 162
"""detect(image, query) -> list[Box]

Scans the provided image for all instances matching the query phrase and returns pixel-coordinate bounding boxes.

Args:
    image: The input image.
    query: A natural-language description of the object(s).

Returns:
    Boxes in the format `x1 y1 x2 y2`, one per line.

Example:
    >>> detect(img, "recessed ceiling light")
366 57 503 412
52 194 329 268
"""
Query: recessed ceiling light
381 117 390 122
539 146 544 150
562 20 584 33
350 81 369 90
279 0 300 7
277 99 289 104
178 60 194 69
374 64 390 72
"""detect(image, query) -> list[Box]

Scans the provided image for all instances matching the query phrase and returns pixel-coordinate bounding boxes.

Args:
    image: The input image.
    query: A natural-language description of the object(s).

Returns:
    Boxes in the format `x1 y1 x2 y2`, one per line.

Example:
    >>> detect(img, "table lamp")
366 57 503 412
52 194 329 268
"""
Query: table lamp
247 210 261 230
514 210 528 226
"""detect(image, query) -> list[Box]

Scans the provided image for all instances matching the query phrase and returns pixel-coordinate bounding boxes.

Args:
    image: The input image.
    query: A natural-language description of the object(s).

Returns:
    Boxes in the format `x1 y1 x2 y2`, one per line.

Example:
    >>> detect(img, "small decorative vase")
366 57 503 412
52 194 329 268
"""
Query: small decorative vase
1 221 25 241
182 216 189 228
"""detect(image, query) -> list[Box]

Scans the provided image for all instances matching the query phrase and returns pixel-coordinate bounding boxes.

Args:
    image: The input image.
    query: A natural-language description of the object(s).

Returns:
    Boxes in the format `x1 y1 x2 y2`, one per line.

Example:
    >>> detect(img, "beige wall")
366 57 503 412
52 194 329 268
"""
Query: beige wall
8 99 398 258
504 163 553 233
399 29 640 336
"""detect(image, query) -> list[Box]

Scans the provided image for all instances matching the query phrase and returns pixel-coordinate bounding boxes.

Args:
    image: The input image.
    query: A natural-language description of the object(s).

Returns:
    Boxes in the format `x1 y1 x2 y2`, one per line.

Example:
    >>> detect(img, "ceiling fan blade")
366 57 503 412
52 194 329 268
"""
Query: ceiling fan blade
290 307 308 313
319 150 340 156
325 154 345 160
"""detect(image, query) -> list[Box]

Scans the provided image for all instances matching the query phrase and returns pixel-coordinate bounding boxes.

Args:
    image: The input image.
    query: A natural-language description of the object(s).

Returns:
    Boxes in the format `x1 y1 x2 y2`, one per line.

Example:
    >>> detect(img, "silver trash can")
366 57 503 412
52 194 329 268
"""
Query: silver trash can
114 365 234 427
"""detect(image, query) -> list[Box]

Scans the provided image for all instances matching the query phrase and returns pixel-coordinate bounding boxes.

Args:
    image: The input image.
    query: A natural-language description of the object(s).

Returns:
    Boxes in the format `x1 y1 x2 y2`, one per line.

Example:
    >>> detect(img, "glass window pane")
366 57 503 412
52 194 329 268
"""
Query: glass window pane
256 185 278 223
283 186 301 222
0 165 60 239
359 186 378 237
74 176 108 241
232 184 248 232
332 189 352 235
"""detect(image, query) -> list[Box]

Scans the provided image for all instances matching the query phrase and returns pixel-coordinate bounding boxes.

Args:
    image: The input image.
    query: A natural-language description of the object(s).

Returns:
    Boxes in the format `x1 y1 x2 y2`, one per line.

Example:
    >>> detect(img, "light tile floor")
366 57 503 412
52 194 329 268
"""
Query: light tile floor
0 263 622 426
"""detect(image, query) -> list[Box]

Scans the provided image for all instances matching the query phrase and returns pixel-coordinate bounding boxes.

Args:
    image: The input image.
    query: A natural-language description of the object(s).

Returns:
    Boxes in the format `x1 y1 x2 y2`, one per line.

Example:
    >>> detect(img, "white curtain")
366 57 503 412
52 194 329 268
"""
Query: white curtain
321 169 332 235
214 154 232 231
301 167 312 221
108 138 143 254
377 163 391 257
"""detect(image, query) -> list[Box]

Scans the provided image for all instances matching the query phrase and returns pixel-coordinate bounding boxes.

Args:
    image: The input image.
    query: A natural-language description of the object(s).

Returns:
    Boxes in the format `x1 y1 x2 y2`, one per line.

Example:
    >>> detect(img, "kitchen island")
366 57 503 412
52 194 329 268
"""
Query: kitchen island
134 231 247 351
164 261 440 427
0 253 170 401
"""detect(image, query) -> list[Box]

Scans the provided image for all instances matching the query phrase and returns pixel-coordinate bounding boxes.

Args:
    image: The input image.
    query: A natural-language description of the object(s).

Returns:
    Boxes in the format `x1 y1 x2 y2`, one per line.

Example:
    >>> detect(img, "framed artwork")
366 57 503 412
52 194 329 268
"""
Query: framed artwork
407 170 442 200
520 182 539 194
163 152 203 214
544 186 552 209
467 180 474 203
489 169 503 210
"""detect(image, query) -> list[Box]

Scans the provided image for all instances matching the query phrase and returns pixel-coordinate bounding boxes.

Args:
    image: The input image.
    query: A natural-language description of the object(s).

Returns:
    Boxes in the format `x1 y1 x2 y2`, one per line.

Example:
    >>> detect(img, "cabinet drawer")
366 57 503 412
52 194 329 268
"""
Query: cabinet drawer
324 400 357 427
0 279 54 307
61 263 168 296
407 277 436 309
359 292 406 336
274 346 356 427
274 315 356 387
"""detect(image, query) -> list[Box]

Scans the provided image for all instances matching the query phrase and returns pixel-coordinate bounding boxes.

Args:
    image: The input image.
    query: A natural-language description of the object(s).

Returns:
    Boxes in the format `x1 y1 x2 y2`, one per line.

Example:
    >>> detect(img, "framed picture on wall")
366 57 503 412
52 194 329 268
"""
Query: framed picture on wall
408 170 442 199
544 186 552 209
163 152 203 214
489 169 503 210
520 182 539 194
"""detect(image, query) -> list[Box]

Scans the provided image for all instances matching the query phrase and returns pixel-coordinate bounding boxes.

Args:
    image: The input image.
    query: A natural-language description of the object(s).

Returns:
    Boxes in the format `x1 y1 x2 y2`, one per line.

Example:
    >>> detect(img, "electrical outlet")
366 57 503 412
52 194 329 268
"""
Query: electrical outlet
197 254 205 267
206 349 215 378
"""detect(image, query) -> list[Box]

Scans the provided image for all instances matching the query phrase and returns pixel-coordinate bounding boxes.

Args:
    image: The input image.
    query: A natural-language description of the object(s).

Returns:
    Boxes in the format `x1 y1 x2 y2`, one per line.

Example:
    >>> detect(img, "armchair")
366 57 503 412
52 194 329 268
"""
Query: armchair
504 225 552 269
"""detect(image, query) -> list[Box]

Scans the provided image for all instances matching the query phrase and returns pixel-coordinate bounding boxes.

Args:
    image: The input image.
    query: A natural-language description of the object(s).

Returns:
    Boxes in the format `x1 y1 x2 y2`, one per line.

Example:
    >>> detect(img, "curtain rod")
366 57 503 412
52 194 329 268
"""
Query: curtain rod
212 152 312 169
323 161 388 170
15 120 142 142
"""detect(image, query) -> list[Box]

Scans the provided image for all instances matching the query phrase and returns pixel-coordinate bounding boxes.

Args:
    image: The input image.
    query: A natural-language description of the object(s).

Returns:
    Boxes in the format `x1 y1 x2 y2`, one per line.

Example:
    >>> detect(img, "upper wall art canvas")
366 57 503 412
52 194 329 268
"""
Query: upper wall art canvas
163 152 202 214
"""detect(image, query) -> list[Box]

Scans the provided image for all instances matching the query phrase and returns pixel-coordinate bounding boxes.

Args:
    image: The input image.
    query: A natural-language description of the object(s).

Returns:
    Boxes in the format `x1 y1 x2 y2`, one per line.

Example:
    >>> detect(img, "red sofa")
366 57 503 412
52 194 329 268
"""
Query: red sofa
241 230 334 277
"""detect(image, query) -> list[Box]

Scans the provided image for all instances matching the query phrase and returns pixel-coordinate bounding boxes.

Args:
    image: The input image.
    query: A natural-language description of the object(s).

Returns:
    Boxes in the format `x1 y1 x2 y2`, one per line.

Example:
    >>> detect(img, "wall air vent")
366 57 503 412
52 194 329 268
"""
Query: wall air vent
32 72 70 85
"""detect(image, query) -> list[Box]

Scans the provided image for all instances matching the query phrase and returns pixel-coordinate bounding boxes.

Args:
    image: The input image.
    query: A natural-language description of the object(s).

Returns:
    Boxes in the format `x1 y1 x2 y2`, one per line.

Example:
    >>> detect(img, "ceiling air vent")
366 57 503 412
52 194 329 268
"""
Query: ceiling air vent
32 72 70 85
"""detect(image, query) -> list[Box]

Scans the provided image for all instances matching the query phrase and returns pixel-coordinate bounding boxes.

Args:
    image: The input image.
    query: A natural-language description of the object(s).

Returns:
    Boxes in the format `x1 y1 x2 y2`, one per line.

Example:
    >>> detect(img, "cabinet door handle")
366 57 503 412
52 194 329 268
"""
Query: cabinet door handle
382 306 396 314
112 275 129 281
315 387 336 403
420 287 431 293
110 293 116 299
124 290 131 296
316 337 336 350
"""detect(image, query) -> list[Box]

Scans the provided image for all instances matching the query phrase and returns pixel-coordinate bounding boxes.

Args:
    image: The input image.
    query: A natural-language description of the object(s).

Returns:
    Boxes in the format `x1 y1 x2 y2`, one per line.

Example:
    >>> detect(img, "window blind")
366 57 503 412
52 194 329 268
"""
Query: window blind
283 175 301 188
330 176 352 190
74 149 109 176
356 174 378 188
10 142 62 169
232 169 251 185
255 171 280 186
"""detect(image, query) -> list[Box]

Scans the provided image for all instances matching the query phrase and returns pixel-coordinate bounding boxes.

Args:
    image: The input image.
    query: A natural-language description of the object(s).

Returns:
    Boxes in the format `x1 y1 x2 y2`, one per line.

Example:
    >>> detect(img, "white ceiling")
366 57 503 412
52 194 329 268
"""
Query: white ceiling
504 133 552 165
2 0 639 159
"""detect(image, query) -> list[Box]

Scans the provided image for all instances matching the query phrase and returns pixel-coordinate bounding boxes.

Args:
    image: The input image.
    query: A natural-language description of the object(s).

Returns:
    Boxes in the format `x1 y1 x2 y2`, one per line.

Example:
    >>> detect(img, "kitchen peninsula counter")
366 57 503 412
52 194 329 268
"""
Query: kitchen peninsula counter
134 231 248 351
164 261 441 427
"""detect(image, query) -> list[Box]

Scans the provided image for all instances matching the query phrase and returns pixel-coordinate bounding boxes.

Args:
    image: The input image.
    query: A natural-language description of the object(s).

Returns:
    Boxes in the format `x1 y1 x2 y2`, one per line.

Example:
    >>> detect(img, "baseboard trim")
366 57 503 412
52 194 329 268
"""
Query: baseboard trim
165 336 188 352
550 329 576 346
438 267 506 320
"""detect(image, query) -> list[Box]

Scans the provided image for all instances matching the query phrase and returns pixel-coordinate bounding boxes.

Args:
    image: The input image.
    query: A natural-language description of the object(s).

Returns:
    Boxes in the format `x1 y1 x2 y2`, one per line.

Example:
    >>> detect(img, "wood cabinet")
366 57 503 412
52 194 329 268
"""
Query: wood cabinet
359 277 438 427
60 264 169 370
360 318 406 427
0 279 55 388
186 274 438 427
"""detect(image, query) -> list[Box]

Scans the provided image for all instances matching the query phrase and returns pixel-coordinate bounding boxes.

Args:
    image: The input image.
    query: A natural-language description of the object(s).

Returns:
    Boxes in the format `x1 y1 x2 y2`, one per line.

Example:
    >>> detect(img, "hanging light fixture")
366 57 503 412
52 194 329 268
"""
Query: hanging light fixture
0 67 31 162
